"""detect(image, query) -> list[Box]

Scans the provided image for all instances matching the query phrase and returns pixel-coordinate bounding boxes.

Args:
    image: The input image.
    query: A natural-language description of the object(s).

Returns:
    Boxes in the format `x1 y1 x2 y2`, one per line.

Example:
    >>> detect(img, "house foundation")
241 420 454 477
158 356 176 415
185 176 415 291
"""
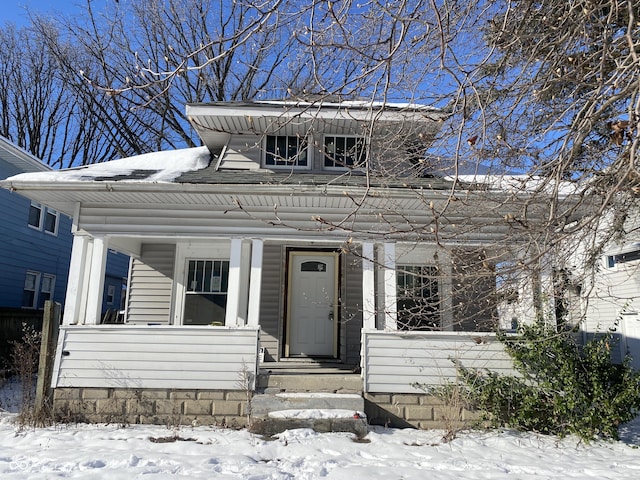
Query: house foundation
52 388 249 428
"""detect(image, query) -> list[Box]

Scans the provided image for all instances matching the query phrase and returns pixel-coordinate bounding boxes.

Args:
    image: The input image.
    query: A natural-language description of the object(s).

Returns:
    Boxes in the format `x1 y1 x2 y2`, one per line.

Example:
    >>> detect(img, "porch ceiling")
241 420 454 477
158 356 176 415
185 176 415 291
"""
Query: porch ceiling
6 179 562 245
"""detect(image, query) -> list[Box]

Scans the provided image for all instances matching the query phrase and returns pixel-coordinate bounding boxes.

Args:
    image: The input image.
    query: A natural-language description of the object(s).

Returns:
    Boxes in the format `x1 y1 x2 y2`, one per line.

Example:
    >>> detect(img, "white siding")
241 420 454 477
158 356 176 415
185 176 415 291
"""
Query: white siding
258 243 283 361
126 244 175 325
52 325 260 390
217 134 262 170
362 330 515 393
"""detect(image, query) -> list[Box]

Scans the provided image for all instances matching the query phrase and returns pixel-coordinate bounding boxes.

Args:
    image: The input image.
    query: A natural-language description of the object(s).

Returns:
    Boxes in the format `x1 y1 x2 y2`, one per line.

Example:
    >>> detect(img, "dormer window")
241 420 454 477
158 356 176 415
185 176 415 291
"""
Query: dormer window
264 135 308 168
324 135 366 169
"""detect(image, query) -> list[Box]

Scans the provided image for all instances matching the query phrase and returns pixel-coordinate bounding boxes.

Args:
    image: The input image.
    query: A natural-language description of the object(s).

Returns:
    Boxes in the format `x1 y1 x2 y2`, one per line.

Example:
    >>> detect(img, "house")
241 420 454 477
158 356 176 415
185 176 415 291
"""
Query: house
0 102 579 428
0 136 129 363
580 235 640 370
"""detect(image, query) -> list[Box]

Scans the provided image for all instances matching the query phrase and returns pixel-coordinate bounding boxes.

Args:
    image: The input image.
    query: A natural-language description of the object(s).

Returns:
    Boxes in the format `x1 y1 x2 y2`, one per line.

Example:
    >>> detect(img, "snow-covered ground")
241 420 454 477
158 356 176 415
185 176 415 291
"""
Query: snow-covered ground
1 376 639 479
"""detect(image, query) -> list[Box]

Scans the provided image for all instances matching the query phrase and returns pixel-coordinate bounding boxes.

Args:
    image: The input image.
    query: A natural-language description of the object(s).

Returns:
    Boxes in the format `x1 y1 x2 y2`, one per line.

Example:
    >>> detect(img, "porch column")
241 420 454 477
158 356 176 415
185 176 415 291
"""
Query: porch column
361 241 376 329
383 242 398 330
247 239 263 327
84 235 108 325
62 234 90 325
225 238 244 326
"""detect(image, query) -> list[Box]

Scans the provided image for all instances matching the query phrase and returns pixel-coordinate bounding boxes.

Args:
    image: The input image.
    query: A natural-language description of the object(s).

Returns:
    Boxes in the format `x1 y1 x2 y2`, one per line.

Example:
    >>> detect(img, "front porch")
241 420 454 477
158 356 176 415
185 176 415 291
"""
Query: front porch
50 324 514 429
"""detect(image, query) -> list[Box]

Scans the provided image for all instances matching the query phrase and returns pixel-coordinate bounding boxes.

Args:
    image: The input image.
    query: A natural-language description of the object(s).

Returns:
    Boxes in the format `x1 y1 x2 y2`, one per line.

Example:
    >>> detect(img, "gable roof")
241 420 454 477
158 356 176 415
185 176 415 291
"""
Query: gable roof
0 135 50 177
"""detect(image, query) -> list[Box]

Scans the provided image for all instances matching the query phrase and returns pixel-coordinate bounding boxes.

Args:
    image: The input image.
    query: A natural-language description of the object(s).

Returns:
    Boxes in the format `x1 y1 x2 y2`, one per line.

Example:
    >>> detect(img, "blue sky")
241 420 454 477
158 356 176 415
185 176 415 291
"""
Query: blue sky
2 1 102 26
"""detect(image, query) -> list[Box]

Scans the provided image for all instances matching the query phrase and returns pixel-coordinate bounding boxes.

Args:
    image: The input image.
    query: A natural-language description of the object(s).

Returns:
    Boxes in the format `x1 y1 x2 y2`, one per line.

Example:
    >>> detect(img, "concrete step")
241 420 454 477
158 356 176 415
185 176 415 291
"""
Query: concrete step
250 412 368 438
256 373 363 394
252 392 364 416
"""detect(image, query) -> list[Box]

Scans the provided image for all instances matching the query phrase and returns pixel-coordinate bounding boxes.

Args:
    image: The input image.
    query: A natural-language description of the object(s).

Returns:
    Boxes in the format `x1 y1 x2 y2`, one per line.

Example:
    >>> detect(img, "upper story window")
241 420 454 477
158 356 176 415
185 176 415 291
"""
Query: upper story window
28 201 59 236
28 202 43 229
606 249 640 268
264 135 308 168
324 135 367 169
44 208 59 235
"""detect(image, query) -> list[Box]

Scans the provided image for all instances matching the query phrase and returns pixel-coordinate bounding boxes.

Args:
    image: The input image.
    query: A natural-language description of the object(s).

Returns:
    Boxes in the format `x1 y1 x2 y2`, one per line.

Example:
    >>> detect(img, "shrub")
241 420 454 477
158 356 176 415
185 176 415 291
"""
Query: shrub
458 323 640 441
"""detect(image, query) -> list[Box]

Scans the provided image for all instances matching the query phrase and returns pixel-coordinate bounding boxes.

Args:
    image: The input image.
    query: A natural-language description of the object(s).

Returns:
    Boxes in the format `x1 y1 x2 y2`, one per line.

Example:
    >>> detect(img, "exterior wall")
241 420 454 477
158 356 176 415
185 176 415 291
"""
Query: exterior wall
258 242 283 361
343 250 363 365
52 325 260 390
362 330 515 393
53 387 248 427
217 134 262 170
126 244 175 325
0 172 72 310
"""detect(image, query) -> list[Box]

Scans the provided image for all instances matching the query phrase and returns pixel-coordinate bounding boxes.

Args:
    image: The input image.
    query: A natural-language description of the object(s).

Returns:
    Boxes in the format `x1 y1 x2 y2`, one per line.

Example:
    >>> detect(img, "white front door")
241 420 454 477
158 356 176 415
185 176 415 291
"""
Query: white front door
286 252 339 357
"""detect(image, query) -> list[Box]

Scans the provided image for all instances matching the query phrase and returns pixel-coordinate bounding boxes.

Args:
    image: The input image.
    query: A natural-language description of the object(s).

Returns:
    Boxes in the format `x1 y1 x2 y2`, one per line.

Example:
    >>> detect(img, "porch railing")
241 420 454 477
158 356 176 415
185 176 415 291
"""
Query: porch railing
52 325 260 390
361 329 515 394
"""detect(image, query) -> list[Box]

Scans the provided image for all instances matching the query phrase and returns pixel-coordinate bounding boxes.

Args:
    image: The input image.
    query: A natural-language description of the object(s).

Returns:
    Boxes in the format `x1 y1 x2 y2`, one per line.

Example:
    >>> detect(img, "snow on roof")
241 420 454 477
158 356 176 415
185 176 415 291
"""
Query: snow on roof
255 100 441 112
5 146 211 184
447 174 579 196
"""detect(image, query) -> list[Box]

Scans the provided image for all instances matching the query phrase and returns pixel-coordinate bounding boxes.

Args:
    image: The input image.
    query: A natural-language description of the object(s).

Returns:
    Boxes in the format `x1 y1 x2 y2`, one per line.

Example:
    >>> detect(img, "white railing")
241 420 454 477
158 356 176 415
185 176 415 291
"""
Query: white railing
52 325 260 390
361 329 515 394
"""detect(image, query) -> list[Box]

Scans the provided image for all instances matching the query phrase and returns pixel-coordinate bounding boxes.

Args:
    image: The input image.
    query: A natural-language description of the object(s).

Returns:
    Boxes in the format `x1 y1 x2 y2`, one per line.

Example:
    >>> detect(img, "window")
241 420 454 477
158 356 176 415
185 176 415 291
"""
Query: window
324 135 366 169
397 265 440 330
607 249 640 268
183 259 230 325
28 202 43 229
22 272 40 309
28 202 58 236
265 135 308 167
44 208 58 235
38 274 55 309
106 285 116 305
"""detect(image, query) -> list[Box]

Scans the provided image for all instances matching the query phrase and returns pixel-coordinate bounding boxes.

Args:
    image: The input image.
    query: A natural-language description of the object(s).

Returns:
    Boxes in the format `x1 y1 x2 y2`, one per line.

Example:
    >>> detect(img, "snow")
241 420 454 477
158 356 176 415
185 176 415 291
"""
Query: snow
268 409 363 419
5 146 211 184
1 377 640 479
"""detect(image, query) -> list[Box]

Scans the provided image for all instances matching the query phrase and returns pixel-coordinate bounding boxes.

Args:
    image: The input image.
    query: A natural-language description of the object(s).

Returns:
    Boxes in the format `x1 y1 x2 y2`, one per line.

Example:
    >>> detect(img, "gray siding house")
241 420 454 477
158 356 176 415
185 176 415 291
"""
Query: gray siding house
0 102 575 428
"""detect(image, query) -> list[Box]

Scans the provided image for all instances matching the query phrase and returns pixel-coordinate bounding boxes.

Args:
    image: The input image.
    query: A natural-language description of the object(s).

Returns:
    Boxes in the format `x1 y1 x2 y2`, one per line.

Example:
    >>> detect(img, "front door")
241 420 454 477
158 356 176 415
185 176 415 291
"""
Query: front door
286 251 339 357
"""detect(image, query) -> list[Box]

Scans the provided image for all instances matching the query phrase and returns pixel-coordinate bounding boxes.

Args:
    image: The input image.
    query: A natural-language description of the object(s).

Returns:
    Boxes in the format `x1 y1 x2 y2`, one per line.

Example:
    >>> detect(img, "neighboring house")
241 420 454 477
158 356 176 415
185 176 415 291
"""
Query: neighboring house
580 236 640 370
0 102 579 428
0 136 129 321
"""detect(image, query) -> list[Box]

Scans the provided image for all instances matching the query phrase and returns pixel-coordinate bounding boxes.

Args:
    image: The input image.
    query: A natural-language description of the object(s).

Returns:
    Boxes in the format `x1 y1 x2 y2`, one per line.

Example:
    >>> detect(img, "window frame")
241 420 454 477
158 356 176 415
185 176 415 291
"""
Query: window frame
28 202 43 230
396 264 441 331
182 258 230 326
22 271 41 309
263 134 310 169
323 135 367 170
43 208 59 236
38 274 55 309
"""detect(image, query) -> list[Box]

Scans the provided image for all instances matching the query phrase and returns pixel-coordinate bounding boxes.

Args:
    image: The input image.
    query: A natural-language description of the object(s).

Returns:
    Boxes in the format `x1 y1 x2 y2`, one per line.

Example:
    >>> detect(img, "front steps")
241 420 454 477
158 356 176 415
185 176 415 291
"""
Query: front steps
250 365 367 436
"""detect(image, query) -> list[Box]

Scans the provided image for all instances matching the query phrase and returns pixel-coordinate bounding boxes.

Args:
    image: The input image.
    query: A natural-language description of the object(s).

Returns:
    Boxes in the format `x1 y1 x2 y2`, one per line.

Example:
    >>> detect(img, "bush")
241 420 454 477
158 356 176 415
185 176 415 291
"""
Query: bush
458 323 640 441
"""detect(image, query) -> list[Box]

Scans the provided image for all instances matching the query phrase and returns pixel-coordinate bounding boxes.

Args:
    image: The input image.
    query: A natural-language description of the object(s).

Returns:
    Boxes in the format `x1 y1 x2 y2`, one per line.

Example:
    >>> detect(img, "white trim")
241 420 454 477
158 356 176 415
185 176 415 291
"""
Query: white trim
362 242 376 329
262 134 311 170
383 242 398 330
247 239 264 326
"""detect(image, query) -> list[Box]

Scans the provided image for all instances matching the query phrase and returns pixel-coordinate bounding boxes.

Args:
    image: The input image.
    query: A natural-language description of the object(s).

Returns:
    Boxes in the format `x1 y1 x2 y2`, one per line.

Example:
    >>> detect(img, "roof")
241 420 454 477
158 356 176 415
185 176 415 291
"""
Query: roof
0 135 50 176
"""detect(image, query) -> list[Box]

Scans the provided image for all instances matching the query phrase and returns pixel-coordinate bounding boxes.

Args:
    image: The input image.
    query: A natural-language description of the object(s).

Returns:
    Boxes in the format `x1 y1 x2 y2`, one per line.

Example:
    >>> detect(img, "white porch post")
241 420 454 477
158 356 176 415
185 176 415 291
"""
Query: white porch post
247 239 263 327
62 234 90 325
362 241 376 329
225 238 243 326
383 242 398 330
84 235 108 325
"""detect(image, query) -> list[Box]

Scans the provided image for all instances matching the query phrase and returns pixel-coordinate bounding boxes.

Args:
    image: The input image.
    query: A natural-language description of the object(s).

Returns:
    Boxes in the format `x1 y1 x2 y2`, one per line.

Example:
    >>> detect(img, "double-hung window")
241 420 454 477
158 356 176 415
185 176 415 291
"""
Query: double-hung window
183 259 230 325
264 135 308 168
324 135 366 169
38 274 55 309
28 202 43 229
28 201 59 236
22 271 40 309
396 265 441 330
